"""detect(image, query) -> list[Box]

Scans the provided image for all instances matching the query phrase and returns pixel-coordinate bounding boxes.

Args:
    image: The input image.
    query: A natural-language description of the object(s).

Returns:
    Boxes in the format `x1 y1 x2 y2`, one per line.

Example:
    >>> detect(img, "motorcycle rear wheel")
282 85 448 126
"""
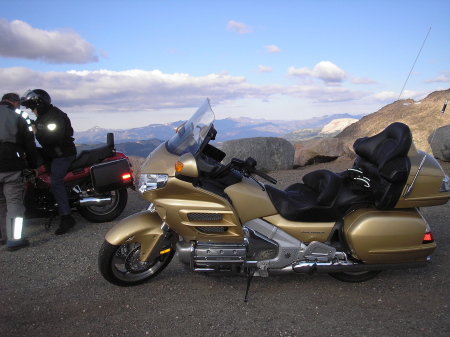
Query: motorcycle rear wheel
328 270 381 282
98 241 175 286
78 188 127 223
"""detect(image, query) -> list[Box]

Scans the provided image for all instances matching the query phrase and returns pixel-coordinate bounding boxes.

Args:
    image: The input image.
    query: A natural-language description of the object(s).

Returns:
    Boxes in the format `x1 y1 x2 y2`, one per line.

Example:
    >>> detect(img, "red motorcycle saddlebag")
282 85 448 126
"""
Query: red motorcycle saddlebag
90 158 133 193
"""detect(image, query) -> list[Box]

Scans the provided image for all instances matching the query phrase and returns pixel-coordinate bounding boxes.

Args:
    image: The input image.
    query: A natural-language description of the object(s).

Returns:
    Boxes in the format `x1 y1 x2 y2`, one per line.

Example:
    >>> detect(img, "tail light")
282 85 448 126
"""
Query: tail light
122 173 132 182
422 231 434 244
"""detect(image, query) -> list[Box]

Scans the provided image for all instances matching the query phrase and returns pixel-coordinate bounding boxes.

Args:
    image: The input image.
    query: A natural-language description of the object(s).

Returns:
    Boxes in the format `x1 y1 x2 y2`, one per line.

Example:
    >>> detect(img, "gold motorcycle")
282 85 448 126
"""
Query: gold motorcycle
98 99 450 297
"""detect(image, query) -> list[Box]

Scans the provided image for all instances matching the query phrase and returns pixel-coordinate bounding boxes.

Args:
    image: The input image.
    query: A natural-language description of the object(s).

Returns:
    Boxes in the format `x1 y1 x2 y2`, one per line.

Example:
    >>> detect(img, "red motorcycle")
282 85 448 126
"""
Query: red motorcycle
24 133 134 228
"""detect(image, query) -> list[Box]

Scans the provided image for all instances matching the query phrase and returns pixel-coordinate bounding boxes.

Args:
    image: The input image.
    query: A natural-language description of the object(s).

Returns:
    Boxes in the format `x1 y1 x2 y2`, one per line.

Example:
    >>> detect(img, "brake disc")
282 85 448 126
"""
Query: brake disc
124 246 153 274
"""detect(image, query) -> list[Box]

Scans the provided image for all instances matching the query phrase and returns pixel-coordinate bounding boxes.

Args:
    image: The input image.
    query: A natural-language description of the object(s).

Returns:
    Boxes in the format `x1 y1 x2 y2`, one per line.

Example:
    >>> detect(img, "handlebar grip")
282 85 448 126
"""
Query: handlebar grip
254 169 277 184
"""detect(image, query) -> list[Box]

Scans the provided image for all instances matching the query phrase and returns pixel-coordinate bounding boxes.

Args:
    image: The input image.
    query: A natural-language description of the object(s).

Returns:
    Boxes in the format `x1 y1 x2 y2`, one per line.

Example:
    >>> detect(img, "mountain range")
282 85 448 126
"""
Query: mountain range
74 88 450 157
74 113 365 144
337 88 450 152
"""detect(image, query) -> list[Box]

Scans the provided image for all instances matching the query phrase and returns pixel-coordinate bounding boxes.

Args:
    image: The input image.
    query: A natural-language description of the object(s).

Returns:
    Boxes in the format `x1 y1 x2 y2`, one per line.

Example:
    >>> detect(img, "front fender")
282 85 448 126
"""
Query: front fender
105 211 165 262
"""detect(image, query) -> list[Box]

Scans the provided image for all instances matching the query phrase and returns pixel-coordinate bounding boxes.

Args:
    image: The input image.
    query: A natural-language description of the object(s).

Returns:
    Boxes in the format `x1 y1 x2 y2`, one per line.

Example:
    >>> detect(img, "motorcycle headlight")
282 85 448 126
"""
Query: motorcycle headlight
440 175 450 192
138 174 168 194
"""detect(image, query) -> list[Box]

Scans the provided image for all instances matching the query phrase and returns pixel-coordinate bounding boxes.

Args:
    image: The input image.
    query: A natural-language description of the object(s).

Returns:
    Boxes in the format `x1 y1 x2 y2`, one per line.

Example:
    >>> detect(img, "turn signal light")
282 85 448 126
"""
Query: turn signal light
422 232 434 244
175 161 184 173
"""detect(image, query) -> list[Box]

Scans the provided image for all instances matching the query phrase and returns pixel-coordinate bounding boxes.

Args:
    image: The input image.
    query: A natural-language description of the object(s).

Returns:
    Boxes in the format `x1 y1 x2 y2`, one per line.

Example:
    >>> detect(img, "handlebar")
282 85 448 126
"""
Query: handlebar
229 157 277 184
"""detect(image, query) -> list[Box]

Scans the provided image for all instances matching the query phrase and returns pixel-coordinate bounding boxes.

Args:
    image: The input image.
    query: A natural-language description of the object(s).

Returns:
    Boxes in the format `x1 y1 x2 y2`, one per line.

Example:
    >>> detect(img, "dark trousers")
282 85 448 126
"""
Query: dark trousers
50 156 76 216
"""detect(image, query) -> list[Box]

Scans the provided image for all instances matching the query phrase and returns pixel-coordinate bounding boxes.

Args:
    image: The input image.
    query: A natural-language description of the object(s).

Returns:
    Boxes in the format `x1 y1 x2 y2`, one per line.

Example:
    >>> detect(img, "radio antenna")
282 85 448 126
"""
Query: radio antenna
397 27 431 101
404 98 447 198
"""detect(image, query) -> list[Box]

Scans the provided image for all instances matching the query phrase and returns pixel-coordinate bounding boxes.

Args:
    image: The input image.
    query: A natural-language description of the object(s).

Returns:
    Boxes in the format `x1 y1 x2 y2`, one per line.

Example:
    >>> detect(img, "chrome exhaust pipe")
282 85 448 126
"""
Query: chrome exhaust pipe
78 197 112 207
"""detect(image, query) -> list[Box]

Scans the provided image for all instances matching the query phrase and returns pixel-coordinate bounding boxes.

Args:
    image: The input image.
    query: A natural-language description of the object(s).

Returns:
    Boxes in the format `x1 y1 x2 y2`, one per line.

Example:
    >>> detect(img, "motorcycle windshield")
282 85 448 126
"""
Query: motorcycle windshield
166 98 215 156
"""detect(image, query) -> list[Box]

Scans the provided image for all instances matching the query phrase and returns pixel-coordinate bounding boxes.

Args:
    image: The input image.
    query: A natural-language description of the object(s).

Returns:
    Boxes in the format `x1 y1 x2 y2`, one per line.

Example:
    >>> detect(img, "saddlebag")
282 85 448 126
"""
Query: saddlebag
90 158 133 193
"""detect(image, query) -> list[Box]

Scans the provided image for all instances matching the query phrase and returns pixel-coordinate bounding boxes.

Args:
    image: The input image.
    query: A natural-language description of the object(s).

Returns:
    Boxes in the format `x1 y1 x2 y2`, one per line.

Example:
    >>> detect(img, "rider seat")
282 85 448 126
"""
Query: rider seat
265 169 344 222
70 133 116 171
70 146 115 171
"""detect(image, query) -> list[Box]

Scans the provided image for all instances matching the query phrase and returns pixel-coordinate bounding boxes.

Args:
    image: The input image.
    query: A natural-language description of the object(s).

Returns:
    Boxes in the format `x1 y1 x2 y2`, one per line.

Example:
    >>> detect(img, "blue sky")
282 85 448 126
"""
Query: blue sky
1 0 449 131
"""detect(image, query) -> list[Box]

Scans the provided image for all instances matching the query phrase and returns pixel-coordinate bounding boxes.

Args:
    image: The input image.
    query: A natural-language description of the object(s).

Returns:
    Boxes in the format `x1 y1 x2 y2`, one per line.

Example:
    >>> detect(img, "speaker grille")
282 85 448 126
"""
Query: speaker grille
195 226 228 233
187 213 223 221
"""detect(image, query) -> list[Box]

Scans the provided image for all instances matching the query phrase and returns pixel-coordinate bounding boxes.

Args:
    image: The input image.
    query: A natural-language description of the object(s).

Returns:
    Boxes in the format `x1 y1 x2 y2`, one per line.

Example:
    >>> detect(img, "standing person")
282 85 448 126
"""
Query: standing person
21 89 77 235
0 92 38 251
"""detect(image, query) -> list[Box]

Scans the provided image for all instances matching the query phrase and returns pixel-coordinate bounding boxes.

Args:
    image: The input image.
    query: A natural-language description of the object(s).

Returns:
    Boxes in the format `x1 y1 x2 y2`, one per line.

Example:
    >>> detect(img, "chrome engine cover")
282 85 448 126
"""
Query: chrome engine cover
176 218 349 275
176 241 247 271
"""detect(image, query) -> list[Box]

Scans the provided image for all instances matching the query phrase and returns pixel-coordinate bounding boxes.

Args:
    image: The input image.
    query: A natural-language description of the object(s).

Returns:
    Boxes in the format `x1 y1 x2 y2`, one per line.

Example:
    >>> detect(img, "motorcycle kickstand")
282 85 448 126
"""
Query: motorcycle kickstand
44 213 57 232
244 267 257 302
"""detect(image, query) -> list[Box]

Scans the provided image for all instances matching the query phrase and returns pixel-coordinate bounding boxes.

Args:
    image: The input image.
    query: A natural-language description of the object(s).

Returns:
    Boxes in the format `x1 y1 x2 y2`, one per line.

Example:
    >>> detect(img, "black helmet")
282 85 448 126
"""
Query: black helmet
21 89 51 111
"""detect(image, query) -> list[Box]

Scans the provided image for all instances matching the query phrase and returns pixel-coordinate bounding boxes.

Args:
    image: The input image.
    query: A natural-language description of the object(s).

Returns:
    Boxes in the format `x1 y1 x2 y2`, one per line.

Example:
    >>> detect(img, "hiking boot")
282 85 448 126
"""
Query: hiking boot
55 215 76 235
7 238 30 251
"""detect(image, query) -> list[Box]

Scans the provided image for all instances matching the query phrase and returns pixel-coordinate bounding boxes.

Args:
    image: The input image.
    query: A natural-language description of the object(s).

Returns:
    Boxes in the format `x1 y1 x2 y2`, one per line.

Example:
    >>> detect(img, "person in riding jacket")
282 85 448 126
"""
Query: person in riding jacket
0 92 38 251
21 89 77 235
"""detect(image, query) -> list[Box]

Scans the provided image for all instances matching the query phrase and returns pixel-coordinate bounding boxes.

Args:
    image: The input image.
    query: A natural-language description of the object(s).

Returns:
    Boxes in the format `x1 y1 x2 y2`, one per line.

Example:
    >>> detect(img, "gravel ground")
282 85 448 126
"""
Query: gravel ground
1 159 449 337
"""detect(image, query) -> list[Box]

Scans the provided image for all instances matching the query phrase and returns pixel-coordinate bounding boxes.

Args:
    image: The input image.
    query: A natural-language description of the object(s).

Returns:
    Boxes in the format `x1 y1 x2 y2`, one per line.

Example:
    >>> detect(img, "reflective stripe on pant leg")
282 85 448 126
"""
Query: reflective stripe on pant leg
14 217 23 239
0 171 25 242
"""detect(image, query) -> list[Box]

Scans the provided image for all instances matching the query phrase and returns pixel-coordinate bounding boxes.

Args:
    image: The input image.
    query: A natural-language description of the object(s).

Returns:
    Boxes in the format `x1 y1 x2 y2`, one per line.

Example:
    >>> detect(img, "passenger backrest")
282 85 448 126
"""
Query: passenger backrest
352 122 412 209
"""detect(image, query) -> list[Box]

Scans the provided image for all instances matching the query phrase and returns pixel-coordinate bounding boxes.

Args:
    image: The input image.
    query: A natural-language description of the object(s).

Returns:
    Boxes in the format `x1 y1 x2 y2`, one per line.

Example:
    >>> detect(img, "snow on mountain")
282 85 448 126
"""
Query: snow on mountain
320 118 359 134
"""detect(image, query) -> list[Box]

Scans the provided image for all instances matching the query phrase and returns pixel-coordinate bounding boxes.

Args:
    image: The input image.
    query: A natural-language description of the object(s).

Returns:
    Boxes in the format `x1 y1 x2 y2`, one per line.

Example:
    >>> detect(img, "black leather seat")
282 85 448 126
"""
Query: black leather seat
265 122 413 222
266 169 344 222
70 145 115 171
351 122 412 209
70 133 116 171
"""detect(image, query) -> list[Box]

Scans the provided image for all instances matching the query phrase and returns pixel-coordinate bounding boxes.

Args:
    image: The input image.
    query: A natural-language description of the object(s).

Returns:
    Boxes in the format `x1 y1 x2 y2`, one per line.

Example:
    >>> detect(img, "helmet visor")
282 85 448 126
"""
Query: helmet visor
21 89 39 109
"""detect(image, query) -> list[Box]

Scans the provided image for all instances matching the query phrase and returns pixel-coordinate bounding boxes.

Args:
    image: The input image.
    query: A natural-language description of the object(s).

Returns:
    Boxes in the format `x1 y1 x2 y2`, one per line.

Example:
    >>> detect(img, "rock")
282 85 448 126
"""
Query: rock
429 125 450 161
221 137 294 171
294 138 346 167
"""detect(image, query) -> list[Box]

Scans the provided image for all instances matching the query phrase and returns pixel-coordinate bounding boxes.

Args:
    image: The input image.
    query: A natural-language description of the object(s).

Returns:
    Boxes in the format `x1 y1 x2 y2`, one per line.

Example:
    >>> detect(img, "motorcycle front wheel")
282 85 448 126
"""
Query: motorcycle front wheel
98 241 175 286
328 270 381 282
78 188 128 223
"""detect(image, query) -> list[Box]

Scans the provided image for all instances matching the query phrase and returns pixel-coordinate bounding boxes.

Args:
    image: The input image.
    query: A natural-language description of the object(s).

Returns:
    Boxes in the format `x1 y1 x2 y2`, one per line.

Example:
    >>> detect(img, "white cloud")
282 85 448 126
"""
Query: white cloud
1 66 371 115
263 45 281 53
425 71 450 83
288 61 346 84
1 67 283 112
257 65 273 73
287 85 367 102
372 91 398 102
372 89 430 103
0 18 98 64
227 20 252 34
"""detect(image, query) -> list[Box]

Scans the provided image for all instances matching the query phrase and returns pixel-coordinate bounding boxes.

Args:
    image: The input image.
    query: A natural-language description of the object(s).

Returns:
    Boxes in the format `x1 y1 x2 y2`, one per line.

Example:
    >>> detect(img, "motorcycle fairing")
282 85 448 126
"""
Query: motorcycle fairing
224 177 277 224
